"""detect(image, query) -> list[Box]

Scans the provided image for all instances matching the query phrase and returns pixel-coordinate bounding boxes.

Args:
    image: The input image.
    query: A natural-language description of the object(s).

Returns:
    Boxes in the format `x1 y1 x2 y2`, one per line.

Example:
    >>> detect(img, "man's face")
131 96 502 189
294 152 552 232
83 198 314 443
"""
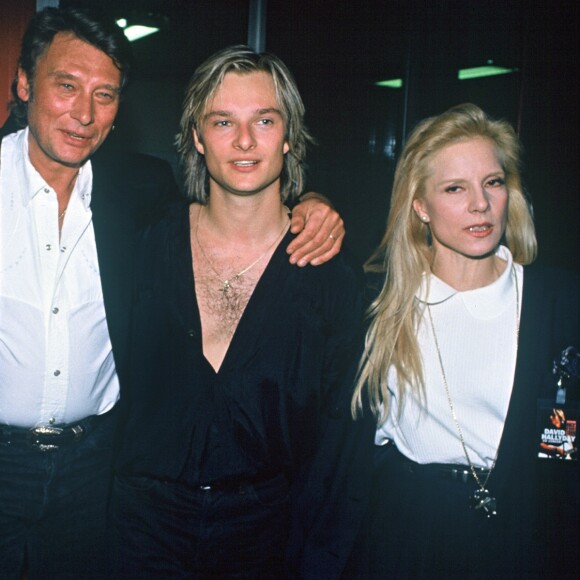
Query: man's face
193 71 289 200
17 32 122 176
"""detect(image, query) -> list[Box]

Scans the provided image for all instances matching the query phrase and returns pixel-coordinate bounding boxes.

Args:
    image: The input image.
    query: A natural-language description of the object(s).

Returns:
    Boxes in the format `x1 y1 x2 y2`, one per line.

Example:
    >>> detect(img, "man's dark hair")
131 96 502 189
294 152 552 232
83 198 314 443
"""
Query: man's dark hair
10 7 134 127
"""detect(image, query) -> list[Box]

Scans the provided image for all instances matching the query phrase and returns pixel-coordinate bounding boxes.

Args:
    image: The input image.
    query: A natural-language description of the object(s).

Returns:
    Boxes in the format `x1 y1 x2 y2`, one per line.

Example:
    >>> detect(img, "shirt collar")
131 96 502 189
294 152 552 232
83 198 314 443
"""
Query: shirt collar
15 127 93 211
417 246 516 319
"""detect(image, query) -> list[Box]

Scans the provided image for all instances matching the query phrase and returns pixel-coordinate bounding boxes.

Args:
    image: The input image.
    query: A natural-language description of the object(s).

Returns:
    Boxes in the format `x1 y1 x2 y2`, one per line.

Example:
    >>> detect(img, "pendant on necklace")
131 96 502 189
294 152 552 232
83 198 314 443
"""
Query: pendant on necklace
469 488 497 517
221 280 231 294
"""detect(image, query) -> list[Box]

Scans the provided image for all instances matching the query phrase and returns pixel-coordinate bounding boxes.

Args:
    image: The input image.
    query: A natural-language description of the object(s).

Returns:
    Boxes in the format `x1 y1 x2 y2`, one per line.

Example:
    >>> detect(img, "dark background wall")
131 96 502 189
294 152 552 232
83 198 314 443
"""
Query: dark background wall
30 0 580 270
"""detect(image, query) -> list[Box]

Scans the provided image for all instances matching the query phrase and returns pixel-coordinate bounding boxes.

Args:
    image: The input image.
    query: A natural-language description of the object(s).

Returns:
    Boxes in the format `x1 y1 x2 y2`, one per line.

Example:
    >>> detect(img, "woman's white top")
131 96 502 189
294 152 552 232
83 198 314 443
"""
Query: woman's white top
375 246 524 469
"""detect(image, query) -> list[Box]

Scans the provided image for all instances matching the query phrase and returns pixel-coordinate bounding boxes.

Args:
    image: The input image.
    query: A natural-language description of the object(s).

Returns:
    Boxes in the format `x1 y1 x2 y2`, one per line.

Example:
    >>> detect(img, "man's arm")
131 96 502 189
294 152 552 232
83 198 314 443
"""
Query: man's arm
287 192 345 267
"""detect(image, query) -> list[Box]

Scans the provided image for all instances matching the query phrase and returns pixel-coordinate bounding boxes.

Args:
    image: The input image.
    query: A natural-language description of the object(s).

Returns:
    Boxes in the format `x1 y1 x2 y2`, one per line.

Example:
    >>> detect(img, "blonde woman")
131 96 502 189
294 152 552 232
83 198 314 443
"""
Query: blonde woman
350 104 579 578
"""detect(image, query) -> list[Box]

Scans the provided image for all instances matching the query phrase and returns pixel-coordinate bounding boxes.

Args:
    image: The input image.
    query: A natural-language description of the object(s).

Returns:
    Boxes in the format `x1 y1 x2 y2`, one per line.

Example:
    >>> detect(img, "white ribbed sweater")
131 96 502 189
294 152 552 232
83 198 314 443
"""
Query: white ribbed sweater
376 246 524 469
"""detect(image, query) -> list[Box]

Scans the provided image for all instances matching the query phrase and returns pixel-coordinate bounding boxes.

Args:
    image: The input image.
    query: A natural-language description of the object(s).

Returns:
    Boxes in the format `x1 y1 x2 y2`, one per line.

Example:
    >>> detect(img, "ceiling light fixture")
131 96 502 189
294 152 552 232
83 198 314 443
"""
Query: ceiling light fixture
116 19 159 42
375 78 403 89
458 60 517 80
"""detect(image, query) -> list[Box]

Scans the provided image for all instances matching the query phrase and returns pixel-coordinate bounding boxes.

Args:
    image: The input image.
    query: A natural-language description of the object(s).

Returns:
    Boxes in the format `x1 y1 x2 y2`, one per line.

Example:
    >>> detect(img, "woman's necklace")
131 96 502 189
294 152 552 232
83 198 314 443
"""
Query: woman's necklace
195 206 290 296
426 265 520 518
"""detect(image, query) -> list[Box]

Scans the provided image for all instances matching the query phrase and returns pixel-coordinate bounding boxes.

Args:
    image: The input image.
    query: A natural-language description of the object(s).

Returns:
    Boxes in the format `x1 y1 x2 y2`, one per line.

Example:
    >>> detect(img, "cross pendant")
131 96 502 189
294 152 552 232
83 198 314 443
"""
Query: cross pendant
469 488 497 517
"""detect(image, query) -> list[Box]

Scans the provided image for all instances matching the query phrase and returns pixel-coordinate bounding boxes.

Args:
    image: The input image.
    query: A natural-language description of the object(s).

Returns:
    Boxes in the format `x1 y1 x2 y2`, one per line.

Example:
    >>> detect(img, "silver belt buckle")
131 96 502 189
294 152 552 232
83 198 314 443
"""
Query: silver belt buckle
29 425 63 451
31 426 64 436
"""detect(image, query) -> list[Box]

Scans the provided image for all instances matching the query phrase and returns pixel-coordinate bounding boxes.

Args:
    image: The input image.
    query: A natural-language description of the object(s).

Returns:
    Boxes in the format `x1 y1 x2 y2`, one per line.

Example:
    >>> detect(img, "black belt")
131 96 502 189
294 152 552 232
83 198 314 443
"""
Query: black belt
402 460 490 483
379 443 491 484
192 471 284 493
0 411 112 451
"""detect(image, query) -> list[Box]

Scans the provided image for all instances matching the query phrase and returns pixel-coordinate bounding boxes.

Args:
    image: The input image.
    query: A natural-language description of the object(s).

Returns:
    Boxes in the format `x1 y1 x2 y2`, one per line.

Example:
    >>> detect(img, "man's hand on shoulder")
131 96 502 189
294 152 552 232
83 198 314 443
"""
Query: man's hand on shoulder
287 192 344 267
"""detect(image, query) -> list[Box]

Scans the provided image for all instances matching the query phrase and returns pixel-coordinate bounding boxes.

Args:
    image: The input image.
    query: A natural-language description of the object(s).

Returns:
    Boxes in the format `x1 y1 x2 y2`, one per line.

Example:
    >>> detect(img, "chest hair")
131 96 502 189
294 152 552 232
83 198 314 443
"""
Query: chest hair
192 244 267 343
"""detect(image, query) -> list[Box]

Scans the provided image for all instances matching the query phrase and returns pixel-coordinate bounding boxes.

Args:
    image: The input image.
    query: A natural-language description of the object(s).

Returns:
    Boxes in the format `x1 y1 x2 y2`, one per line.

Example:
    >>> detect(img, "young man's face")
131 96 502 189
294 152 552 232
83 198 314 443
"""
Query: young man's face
194 71 290 200
17 32 121 176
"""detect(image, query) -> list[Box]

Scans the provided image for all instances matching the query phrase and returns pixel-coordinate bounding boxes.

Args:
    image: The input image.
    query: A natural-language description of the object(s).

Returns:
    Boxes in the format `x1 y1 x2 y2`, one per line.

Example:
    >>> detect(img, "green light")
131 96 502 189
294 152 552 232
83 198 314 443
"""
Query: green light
375 78 403 89
458 66 516 80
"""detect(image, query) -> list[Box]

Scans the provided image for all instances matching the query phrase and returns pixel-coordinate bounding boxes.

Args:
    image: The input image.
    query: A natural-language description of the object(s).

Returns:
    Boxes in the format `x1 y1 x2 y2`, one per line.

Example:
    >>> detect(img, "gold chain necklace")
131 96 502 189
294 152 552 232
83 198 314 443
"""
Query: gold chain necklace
426 264 519 518
195 206 290 296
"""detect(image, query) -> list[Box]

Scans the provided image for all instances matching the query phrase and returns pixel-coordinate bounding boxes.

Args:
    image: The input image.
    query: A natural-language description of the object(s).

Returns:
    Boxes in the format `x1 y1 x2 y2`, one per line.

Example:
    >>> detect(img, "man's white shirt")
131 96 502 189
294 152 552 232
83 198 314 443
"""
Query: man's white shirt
0 128 119 427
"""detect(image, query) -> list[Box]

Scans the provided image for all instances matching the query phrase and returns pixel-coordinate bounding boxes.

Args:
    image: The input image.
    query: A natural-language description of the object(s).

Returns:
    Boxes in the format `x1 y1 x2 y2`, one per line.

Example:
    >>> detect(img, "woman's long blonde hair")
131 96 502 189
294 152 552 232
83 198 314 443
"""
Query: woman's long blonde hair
352 103 537 421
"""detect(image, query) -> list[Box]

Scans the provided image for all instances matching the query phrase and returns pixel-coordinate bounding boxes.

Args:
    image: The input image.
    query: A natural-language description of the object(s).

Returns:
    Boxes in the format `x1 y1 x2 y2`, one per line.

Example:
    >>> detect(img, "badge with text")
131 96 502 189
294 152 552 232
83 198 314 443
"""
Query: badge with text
537 347 579 461
537 402 577 460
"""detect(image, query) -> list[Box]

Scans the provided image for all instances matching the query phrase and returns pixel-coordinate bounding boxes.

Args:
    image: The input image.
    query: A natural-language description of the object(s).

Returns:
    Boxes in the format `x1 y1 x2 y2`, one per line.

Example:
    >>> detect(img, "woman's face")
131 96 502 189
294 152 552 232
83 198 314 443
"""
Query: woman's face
413 137 508 266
